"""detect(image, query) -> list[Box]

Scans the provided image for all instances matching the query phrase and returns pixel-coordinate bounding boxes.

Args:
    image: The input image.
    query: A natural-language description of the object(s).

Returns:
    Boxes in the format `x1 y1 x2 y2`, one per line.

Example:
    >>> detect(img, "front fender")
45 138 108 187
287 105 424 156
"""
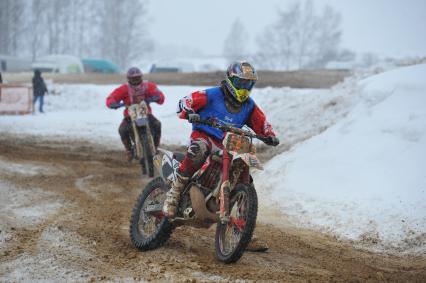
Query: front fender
234 153 263 170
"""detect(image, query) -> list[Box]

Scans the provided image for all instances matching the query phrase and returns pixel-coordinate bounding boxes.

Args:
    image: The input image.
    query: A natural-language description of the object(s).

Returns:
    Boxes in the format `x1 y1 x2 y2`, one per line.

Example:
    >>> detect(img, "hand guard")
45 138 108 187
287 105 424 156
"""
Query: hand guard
188 113 201 123
109 102 121 109
263 136 279 146
146 95 160 104
177 96 193 114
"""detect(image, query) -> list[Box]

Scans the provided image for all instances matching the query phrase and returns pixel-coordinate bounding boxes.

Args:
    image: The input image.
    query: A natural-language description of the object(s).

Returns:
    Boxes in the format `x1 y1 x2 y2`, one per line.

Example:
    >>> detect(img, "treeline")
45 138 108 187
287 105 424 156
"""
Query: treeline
0 0 152 68
223 0 355 70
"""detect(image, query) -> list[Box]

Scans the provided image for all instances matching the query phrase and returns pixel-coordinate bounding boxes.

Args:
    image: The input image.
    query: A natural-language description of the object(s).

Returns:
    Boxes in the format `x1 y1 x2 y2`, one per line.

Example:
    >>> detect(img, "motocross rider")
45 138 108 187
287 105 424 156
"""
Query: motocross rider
163 61 279 251
106 67 165 161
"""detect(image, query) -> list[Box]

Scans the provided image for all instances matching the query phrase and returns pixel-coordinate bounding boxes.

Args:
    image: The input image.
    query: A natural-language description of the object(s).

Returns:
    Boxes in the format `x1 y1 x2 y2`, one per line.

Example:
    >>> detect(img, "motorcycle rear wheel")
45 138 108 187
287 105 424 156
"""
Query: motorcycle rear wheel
215 183 258 263
130 177 174 250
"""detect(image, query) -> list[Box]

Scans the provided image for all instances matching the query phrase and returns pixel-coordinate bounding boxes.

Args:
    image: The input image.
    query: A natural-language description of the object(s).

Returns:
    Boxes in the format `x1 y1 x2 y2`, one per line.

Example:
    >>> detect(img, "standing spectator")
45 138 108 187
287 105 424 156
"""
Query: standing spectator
0 72 3 102
32 70 48 113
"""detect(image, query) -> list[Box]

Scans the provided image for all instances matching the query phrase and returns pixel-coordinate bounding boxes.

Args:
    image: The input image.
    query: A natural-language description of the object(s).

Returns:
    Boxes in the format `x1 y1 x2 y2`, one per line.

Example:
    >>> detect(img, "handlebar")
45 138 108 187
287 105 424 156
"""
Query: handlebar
109 102 126 109
112 100 150 109
192 118 270 143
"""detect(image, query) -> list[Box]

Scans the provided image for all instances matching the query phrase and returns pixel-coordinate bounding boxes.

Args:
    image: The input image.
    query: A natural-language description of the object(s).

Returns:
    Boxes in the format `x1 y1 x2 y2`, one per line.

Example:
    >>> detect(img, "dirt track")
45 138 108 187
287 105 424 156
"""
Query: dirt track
0 136 425 282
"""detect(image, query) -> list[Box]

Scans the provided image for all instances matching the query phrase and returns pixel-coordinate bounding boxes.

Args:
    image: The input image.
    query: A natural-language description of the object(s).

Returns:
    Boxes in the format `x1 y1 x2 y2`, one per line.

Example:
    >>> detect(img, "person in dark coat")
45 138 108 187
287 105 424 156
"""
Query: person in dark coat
0 72 3 101
32 69 48 113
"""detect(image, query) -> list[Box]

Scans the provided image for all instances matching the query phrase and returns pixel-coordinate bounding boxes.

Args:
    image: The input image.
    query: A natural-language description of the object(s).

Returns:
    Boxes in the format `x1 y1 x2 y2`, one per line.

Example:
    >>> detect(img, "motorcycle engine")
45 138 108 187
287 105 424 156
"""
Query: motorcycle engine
178 193 192 218
197 160 222 191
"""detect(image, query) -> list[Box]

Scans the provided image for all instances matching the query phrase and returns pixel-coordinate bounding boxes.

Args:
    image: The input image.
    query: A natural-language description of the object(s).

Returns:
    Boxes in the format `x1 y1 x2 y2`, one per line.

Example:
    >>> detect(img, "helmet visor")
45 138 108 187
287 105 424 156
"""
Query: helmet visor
230 76 256 91
128 76 142 86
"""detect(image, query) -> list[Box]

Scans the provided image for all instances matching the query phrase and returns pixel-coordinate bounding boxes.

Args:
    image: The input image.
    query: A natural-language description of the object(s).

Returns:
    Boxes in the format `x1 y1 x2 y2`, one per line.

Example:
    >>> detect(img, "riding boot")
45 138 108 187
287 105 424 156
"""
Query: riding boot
121 137 133 162
162 172 188 218
126 150 133 162
153 134 161 152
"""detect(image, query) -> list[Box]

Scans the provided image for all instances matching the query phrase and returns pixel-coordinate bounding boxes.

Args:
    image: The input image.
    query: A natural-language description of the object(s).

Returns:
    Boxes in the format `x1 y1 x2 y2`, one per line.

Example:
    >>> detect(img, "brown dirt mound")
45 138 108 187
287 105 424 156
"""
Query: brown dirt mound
0 136 425 282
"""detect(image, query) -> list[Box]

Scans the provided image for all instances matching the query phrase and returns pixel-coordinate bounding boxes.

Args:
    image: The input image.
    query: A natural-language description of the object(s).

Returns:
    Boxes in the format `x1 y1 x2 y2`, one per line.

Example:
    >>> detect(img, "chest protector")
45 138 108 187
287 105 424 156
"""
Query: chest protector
193 87 254 140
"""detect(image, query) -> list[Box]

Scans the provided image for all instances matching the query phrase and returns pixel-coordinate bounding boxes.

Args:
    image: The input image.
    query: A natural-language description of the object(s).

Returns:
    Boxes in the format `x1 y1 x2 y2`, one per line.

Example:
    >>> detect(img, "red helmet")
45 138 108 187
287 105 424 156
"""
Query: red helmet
126 67 143 86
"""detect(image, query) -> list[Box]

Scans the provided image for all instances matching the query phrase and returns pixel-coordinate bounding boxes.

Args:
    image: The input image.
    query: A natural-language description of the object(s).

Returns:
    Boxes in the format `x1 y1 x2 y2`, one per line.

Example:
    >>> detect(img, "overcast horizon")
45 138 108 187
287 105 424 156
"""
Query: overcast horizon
148 0 426 58
1 0 425 71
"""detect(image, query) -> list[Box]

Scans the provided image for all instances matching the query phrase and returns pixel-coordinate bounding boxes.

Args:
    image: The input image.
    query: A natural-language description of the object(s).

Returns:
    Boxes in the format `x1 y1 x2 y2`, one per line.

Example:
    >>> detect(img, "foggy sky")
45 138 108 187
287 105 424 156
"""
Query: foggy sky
148 0 426 57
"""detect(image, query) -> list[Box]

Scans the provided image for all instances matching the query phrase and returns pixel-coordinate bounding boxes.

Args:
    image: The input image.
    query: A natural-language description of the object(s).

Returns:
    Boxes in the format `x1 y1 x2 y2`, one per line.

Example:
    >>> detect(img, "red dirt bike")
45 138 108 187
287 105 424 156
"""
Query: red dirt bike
130 118 273 263
116 101 156 177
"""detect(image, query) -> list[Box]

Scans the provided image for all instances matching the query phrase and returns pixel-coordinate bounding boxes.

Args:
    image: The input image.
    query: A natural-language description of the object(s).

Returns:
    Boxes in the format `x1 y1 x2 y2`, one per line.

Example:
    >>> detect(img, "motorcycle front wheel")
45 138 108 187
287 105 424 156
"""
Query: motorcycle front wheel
215 183 258 263
139 129 155 177
130 177 174 250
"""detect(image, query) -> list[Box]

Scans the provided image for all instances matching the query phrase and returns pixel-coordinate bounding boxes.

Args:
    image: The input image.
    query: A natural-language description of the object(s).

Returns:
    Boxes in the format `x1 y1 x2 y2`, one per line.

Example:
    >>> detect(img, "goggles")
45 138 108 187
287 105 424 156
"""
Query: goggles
230 76 256 91
128 76 142 86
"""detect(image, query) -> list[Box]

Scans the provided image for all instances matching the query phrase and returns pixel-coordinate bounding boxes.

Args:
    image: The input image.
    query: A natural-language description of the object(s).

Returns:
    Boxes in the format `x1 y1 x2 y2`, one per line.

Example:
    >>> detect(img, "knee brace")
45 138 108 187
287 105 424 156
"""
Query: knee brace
187 140 209 165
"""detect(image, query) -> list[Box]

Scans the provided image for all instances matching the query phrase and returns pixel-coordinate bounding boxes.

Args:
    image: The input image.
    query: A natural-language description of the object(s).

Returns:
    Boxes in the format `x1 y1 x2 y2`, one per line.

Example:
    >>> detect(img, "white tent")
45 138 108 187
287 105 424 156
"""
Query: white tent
32 55 84 74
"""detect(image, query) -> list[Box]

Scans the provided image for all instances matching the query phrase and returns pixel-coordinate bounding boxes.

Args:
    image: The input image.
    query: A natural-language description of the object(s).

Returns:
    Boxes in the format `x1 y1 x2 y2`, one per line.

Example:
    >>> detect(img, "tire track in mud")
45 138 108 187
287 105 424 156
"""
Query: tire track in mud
0 136 425 282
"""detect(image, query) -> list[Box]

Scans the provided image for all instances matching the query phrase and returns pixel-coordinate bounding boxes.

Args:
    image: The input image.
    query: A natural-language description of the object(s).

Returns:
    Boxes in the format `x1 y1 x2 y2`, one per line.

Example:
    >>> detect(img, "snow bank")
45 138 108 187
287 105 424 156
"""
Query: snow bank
0 85 197 148
255 64 426 254
0 81 357 151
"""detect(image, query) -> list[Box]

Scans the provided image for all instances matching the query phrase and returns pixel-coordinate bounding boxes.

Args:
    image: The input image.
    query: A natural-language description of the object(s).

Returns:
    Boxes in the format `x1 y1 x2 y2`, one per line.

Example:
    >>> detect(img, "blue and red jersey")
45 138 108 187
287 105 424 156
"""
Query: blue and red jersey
177 86 276 141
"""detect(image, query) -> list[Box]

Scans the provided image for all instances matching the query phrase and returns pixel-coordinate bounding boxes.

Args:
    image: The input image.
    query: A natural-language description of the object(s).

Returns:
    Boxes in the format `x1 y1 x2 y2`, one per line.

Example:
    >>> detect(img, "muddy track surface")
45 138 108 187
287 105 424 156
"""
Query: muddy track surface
0 137 425 282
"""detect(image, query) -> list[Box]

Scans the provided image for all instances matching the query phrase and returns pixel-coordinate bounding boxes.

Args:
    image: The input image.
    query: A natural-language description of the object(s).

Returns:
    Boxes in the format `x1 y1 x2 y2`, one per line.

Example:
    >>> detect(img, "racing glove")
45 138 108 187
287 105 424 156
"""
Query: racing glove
188 113 201 123
263 136 280 146
146 95 160 104
109 102 122 109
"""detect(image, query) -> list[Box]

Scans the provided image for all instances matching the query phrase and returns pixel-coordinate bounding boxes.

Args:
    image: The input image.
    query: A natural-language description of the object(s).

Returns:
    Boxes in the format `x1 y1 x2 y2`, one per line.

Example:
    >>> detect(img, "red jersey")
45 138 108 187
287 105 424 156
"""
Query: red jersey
106 82 165 117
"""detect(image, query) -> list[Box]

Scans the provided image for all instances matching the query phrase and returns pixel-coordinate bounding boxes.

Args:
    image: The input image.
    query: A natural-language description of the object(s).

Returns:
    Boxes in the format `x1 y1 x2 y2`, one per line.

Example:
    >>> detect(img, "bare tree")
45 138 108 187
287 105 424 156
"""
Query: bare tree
99 0 152 68
222 18 250 63
73 0 99 58
255 0 343 70
307 5 342 68
0 0 11 54
1 0 152 67
0 0 26 56
28 0 49 60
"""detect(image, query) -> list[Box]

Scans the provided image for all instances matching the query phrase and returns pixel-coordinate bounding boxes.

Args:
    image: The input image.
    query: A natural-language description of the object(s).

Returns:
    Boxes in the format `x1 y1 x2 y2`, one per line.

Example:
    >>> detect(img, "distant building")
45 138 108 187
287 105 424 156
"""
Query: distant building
0 55 32 73
149 64 181 73
82 59 121 74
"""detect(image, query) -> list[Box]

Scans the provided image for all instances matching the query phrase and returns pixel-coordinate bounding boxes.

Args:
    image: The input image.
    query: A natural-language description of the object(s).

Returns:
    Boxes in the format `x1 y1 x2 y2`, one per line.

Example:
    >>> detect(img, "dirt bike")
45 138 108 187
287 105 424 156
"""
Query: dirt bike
129 118 272 263
117 101 156 177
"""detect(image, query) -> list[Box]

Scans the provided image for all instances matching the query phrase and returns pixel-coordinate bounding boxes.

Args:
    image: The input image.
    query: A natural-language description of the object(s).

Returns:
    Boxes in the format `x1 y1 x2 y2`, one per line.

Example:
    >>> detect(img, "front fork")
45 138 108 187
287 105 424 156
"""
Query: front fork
131 122 143 158
219 150 231 224
219 152 251 224
132 123 156 160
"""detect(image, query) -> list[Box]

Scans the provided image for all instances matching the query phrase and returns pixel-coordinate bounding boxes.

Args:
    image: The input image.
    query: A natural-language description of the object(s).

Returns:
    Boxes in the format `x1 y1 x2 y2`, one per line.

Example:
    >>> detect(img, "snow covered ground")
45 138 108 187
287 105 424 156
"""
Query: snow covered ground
0 64 425 254
0 80 358 150
255 64 426 254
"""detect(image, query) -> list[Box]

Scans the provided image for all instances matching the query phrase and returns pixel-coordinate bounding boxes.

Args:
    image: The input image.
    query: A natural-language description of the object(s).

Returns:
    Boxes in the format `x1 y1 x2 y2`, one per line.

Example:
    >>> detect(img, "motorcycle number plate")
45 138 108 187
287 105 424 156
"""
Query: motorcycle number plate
135 118 148 127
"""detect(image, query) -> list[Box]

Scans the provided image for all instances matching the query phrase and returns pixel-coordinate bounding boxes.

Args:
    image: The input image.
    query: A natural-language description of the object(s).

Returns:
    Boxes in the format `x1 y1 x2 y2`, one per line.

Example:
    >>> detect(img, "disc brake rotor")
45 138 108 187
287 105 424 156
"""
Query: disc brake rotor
220 191 248 254
138 188 166 236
